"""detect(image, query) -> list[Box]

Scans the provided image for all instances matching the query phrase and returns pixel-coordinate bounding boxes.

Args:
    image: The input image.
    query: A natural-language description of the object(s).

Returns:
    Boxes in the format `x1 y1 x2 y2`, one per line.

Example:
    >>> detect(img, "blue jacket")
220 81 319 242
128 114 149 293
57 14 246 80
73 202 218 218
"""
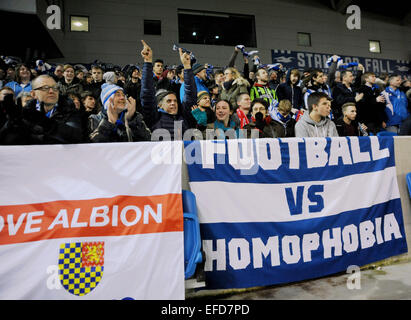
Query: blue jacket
140 62 197 140
180 76 208 103
382 87 409 126
5 81 32 97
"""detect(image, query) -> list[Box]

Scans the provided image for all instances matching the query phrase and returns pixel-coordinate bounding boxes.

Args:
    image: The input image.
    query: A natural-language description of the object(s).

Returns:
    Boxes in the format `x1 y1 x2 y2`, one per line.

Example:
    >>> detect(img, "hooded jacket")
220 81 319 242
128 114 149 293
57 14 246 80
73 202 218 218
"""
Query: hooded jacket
276 69 303 110
295 111 339 138
269 109 296 138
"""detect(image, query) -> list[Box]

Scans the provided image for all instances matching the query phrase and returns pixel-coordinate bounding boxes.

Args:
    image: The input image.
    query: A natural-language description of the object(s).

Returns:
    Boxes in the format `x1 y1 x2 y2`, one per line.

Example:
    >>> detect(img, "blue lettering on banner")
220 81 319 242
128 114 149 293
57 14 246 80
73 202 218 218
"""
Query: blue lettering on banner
184 137 408 290
271 49 410 76
200 200 406 289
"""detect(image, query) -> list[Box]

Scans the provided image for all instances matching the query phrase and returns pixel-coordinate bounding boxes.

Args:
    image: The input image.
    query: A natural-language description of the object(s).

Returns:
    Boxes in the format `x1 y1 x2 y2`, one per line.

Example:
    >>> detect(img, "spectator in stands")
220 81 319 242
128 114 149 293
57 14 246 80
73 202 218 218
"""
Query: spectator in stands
214 70 224 87
5 64 32 97
219 67 250 110
295 91 338 137
140 40 197 140
268 99 296 138
243 98 270 138
124 66 142 113
331 66 364 119
84 65 105 99
227 46 253 87
75 69 84 82
103 71 117 85
231 93 252 129
334 102 367 136
180 63 209 103
249 68 278 109
204 99 240 139
303 69 331 111
153 59 164 81
0 93 30 145
268 69 280 90
375 73 389 90
58 64 83 96
81 91 100 114
381 74 409 133
152 59 174 92
23 74 84 144
53 64 64 82
209 84 219 108
17 91 33 108
0 87 15 102
276 69 303 113
189 90 217 132
356 72 387 135
89 82 151 143
68 92 81 110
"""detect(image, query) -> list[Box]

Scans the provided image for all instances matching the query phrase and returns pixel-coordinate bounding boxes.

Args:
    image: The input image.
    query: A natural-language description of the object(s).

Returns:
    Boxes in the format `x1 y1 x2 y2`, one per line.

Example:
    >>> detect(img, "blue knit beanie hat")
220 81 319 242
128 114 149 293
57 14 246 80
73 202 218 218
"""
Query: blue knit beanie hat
100 83 124 109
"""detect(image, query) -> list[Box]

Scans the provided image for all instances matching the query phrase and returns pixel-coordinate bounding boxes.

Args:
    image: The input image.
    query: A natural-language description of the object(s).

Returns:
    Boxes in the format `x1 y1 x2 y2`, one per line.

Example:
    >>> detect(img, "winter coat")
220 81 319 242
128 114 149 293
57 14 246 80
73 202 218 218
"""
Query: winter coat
83 80 105 100
124 80 143 114
180 75 209 103
88 109 151 143
5 81 32 97
204 118 241 139
276 69 304 110
334 116 362 136
269 110 296 138
219 77 250 109
295 111 339 138
356 84 387 132
21 96 84 144
381 86 409 127
58 77 83 96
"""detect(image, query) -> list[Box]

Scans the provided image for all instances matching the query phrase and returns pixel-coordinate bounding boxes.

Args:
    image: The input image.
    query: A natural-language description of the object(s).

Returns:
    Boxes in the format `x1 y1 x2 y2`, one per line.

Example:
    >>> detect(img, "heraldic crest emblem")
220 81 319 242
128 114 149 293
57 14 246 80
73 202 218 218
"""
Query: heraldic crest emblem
58 242 105 296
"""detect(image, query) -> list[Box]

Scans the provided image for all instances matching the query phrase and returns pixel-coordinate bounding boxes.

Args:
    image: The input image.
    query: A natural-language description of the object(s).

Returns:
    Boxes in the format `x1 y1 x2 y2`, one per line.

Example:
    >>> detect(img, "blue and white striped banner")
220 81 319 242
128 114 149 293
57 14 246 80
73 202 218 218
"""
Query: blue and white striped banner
184 137 408 289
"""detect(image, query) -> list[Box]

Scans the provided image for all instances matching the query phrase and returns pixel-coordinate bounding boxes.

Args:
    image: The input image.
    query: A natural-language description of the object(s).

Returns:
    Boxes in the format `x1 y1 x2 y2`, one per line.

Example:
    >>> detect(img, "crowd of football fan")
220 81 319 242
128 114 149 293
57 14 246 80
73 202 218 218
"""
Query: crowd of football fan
1 41 410 144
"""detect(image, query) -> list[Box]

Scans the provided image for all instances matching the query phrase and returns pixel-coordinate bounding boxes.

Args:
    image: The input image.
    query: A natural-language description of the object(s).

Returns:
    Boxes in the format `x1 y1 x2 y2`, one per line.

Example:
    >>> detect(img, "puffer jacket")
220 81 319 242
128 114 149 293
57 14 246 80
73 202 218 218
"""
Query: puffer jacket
140 62 197 140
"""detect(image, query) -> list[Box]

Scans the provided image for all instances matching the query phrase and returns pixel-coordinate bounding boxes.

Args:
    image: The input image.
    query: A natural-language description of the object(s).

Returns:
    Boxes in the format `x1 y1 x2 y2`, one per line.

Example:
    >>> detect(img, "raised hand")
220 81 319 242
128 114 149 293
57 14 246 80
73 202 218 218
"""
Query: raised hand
179 48 191 69
141 40 153 63
107 97 119 124
125 96 136 121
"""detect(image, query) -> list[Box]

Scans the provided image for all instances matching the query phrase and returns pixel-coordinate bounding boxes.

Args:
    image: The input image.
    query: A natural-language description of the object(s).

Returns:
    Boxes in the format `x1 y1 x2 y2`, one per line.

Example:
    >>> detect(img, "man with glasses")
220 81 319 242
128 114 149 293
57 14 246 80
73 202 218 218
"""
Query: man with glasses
22 75 84 144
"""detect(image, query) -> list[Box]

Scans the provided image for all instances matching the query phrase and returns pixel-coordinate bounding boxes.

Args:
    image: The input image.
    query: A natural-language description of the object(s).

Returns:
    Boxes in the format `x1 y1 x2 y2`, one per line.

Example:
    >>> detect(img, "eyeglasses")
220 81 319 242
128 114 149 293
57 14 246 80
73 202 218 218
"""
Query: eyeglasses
33 85 59 92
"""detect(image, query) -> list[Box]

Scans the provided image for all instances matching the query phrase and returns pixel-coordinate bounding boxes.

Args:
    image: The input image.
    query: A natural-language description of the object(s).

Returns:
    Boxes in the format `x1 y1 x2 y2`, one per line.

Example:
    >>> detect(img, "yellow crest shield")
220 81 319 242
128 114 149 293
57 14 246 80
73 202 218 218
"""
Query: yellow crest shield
58 242 105 296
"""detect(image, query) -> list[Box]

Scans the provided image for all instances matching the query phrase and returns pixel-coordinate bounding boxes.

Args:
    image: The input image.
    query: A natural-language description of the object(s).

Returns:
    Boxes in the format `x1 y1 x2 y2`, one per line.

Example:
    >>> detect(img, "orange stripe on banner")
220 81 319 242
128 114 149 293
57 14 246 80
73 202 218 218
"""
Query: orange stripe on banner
0 194 183 245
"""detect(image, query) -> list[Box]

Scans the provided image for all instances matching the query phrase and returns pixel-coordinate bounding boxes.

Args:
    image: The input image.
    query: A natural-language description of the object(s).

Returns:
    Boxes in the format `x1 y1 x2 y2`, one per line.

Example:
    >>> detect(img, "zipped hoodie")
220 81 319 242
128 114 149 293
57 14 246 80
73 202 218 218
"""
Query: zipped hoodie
295 111 339 137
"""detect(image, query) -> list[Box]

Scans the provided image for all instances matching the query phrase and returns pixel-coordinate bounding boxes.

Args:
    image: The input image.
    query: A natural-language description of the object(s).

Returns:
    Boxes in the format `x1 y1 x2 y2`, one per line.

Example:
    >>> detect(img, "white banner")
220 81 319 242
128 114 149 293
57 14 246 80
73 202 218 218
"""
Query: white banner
0 142 184 300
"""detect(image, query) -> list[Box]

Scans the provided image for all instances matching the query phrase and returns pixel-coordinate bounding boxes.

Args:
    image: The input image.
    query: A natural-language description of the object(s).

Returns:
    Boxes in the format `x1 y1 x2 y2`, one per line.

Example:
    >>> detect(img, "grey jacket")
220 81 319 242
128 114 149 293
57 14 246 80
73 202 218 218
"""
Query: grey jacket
295 111 339 137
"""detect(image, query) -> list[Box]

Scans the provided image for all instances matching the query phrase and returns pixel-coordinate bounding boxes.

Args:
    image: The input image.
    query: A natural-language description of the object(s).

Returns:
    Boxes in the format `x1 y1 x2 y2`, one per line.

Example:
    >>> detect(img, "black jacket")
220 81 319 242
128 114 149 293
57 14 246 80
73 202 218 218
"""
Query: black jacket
276 69 303 110
20 96 84 144
356 84 387 131
88 109 151 143
334 116 362 136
